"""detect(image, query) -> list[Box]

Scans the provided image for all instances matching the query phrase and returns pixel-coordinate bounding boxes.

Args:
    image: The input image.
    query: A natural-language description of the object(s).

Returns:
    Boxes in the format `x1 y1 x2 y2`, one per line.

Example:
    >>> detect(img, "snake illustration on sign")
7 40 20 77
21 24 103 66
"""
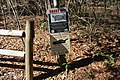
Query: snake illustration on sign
50 33 70 55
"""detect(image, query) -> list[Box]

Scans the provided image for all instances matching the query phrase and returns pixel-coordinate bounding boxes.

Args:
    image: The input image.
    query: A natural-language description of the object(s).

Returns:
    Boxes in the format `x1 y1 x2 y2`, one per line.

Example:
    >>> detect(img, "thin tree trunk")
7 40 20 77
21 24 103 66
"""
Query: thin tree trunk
6 0 21 30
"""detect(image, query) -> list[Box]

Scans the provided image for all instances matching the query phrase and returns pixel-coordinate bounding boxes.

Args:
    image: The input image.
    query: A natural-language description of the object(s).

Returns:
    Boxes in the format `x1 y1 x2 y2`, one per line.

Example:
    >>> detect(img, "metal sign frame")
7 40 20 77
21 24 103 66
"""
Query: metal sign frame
47 7 69 33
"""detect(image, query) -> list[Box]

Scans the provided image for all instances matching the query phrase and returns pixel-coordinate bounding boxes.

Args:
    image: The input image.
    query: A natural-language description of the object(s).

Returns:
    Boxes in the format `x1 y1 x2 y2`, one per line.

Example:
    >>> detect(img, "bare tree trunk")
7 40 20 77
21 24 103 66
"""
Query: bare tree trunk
1 7 7 29
6 0 21 30
0 0 7 29
117 1 120 17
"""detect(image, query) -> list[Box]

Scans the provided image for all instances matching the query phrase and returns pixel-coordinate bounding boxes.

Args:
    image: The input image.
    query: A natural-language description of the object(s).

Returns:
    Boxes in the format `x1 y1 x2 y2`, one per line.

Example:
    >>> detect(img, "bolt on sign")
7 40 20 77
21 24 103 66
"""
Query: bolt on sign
47 7 70 55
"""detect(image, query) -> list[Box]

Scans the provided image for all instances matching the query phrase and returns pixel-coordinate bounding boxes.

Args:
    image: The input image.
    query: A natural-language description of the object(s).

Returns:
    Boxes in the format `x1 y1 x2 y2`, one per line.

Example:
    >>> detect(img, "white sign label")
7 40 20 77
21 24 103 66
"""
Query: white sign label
50 13 67 23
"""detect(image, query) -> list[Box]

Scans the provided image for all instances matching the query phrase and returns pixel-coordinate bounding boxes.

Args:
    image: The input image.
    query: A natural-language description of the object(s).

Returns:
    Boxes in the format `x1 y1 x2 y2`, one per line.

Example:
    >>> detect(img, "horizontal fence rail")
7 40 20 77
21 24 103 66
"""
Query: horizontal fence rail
0 49 25 57
0 29 25 37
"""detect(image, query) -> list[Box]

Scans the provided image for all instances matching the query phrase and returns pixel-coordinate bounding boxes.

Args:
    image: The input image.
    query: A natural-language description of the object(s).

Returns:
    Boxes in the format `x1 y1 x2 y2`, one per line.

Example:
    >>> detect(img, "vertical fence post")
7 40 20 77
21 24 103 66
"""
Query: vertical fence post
25 20 34 80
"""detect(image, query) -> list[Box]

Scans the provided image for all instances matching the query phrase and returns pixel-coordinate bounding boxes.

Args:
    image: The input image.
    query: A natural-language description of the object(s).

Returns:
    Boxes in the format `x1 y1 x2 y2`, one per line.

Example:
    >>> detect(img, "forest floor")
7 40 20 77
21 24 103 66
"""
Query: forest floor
0 16 120 80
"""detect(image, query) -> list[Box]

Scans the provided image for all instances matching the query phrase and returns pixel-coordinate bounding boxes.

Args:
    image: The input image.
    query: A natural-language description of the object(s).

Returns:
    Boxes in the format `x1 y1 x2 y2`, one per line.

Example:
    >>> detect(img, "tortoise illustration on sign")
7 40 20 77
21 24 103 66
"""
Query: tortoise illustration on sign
52 14 66 21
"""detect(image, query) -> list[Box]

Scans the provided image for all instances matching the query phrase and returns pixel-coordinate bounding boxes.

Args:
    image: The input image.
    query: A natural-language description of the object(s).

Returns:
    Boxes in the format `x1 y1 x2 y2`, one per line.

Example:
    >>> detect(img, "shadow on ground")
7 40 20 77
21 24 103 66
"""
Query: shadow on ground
0 55 108 80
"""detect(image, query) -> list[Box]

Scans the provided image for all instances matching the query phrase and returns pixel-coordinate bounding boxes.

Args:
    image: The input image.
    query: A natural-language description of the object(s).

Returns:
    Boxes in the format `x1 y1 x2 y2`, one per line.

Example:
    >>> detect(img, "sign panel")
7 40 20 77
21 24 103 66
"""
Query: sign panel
47 7 70 55
47 7 69 33
50 32 70 55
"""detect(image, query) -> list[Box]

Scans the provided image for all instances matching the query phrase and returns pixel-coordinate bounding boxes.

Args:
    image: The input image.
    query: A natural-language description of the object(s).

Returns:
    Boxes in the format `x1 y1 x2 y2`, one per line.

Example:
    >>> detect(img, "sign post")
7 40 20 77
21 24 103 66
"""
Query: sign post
47 0 70 69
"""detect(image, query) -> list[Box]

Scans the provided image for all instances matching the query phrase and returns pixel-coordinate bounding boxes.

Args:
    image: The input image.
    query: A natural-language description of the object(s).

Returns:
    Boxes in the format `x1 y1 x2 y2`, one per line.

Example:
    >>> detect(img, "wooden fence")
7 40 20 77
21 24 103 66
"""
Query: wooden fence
0 20 34 80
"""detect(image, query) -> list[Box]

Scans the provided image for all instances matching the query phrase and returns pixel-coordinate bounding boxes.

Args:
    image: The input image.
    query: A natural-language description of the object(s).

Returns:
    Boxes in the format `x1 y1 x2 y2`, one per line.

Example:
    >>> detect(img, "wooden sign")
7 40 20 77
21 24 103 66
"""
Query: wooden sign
50 32 70 55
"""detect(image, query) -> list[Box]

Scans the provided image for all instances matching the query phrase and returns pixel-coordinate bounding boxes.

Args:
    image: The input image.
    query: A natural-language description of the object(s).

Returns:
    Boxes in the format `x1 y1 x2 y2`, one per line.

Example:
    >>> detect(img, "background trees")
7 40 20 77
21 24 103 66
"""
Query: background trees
0 0 119 79
0 0 119 26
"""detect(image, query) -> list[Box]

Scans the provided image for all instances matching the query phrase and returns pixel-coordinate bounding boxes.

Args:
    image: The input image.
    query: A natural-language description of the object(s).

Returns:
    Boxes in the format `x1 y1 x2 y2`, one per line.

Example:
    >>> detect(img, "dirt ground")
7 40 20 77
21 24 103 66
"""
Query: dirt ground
0 16 120 80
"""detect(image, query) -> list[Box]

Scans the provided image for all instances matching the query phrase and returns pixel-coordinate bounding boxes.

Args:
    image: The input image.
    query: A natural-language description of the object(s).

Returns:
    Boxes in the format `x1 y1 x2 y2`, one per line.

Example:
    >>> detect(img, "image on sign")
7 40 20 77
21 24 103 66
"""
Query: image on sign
50 13 66 23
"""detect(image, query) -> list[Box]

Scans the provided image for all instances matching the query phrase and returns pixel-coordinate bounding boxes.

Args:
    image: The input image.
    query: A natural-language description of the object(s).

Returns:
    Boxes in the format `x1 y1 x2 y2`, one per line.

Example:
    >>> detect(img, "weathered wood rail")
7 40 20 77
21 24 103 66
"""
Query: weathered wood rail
0 49 25 57
0 30 25 37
